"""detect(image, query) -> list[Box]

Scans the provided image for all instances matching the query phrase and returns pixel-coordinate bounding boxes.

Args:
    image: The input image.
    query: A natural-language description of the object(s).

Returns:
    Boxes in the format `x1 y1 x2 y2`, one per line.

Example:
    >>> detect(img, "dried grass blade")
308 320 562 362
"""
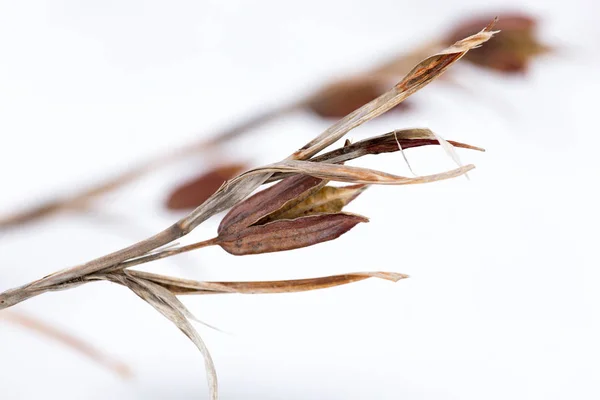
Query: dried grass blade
107 274 218 400
312 128 484 165
266 129 483 183
292 21 497 160
125 270 408 295
246 160 475 185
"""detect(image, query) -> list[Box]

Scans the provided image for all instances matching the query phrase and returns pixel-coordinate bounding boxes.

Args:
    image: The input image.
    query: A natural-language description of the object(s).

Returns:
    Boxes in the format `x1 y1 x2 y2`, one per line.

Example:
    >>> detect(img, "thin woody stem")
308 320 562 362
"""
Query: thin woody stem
115 237 219 270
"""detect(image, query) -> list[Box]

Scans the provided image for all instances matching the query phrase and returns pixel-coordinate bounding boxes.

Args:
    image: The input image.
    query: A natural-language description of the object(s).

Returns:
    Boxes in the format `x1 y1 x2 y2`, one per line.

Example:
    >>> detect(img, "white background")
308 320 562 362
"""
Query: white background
0 1 599 399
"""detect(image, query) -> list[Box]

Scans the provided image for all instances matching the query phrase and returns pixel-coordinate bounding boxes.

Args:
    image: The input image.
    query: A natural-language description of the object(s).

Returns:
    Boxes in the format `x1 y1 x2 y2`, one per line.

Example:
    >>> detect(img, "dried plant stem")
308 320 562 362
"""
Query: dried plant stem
0 22 496 309
116 238 219 270
0 23 497 400
0 310 133 379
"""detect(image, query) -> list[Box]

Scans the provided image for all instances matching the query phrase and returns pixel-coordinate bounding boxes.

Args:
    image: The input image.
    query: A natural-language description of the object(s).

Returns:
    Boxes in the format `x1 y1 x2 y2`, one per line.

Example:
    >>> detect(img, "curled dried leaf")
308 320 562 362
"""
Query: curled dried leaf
217 212 368 255
166 164 247 211
446 14 550 73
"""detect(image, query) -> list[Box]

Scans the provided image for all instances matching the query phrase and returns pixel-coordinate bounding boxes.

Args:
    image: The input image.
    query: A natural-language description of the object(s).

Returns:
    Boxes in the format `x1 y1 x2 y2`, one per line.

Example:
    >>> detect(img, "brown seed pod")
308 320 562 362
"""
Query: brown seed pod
217 213 368 255
218 174 325 235
256 184 367 224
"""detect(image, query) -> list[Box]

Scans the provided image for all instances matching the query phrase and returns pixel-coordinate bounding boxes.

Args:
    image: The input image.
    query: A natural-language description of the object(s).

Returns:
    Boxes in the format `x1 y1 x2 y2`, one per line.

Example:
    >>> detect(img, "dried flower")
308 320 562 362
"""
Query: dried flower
216 171 369 255
0 23 497 400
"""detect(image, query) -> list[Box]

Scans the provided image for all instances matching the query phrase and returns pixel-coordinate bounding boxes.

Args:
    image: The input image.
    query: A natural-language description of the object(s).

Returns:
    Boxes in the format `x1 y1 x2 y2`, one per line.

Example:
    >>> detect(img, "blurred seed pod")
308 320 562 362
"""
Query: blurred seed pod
166 164 247 211
306 77 410 119
445 13 551 73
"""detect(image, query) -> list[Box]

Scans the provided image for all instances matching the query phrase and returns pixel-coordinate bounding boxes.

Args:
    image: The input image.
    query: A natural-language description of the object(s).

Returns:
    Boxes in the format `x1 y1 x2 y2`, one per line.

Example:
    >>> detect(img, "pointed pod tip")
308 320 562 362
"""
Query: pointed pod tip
345 212 369 223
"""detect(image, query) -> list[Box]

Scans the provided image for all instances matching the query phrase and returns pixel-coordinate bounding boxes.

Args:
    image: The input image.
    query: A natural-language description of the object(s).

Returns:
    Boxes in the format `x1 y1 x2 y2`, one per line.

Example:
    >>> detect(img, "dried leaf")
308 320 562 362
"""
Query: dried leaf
217 212 368 255
218 174 325 235
166 164 247 211
0 310 132 379
106 273 218 400
292 21 497 160
257 184 368 224
307 77 410 119
393 129 417 176
446 14 550 73
428 130 468 178
247 159 475 186
266 129 483 183
312 127 485 161
125 270 408 295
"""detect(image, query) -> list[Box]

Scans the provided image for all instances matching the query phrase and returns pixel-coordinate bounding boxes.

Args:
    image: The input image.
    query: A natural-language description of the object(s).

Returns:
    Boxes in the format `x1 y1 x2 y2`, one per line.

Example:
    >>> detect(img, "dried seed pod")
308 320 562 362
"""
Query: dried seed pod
217 213 368 255
218 174 325 235
166 164 247 210
256 184 367 224
445 14 550 73
306 78 410 119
